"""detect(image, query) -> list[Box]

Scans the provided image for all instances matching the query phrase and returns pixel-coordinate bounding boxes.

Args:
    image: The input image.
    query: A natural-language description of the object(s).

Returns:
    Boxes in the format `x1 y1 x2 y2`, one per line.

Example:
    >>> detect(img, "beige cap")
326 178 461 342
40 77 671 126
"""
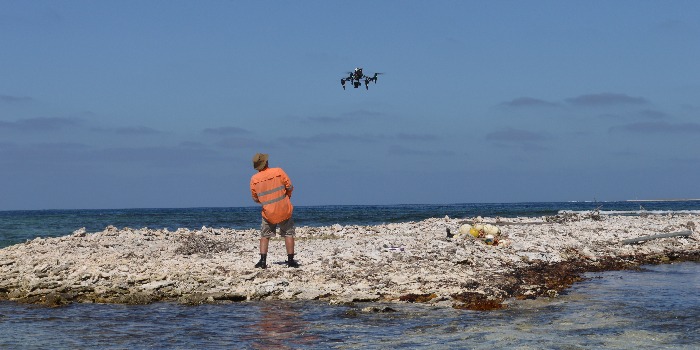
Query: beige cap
252 153 269 170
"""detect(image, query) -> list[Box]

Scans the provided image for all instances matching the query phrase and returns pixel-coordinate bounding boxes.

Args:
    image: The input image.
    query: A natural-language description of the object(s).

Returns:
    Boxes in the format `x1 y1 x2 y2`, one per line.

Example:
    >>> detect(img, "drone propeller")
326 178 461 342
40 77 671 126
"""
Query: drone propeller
370 72 383 83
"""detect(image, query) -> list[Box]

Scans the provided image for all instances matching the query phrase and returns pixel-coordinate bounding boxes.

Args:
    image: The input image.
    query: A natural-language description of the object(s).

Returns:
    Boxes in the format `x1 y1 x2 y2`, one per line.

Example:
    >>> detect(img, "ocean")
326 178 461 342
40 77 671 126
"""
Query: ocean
1 201 699 349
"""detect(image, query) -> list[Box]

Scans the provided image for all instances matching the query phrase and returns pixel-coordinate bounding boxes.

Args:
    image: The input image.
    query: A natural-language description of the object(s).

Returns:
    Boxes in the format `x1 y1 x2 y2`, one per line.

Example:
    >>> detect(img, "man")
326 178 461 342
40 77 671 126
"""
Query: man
250 153 299 268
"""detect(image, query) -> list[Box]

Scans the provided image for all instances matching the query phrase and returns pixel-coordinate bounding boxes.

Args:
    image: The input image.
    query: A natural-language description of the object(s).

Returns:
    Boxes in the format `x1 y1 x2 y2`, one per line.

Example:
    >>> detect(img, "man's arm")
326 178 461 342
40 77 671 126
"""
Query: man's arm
250 179 260 203
281 170 293 198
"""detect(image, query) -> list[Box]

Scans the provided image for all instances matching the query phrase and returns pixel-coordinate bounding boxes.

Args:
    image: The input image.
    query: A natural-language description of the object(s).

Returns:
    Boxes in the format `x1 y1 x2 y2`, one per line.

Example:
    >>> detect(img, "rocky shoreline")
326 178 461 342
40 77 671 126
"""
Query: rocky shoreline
1 214 698 310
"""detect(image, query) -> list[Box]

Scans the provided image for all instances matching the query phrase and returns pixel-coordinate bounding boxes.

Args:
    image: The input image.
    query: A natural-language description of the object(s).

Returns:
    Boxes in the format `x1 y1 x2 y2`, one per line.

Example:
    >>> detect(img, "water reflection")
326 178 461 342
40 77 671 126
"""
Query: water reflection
244 302 318 349
0 263 698 349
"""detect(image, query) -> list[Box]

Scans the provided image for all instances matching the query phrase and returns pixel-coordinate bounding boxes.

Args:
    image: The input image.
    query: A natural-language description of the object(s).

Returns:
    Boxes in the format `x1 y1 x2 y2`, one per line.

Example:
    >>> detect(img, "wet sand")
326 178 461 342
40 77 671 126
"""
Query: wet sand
1 214 698 310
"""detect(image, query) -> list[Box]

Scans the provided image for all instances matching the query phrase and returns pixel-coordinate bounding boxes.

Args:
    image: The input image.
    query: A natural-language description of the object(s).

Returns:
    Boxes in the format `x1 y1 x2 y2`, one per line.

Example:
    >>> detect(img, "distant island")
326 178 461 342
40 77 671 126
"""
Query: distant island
626 199 700 202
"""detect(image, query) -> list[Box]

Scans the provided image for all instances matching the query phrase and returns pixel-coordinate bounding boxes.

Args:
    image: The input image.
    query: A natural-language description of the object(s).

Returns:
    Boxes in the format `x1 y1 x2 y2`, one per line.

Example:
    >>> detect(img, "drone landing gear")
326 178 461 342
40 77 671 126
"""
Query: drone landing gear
341 79 346 90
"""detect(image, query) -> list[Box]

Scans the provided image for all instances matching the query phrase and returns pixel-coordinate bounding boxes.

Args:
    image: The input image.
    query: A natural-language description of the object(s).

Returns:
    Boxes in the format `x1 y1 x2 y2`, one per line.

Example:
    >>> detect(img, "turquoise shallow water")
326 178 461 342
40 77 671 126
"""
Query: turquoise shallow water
1 202 699 348
1 263 698 349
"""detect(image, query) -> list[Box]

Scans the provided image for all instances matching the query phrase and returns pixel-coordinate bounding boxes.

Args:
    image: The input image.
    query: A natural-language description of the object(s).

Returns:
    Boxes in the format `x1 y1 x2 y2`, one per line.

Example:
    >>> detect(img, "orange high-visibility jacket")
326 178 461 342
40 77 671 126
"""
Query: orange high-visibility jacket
250 167 294 224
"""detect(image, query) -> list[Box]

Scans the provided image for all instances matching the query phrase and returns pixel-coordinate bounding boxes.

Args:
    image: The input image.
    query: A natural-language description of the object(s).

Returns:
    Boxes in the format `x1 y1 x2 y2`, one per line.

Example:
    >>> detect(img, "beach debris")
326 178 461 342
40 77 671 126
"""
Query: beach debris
453 223 479 238
470 227 481 238
454 223 503 245
545 212 580 223
684 221 696 231
458 224 474 236
620 230 692 245
497 238 512 247
545 210 603 223
382 246 404 253
483 224 500 236
175 233 231 256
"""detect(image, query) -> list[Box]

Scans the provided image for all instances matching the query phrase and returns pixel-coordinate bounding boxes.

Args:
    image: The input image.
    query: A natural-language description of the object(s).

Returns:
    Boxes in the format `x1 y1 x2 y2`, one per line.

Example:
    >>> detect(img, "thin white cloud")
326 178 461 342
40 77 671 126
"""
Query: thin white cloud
485 127 551 151
486 127 550 142
0 95 33 104
202 126 251 136
611 150 640 157
0 142 91 164
609 121 700 134
596 113 625 120
500 97 558 108
214 137 274 149
0 117 82 131
341 110 386 118
90 126 162 135
301 110 386 125
396 133 439 141
657 19 683 30
179 141 208 148
388 145 454 156
114 126 161 135
303 116 351 124
637 109 668 119
280 133 382 148
0 142 229 169
566 93 648 106
94 146 225 166
668 155 700 164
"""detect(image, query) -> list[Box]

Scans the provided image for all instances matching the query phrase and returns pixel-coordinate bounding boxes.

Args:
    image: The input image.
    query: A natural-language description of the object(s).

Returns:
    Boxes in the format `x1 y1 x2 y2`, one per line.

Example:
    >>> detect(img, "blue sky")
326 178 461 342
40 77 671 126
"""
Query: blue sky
1 1 699 210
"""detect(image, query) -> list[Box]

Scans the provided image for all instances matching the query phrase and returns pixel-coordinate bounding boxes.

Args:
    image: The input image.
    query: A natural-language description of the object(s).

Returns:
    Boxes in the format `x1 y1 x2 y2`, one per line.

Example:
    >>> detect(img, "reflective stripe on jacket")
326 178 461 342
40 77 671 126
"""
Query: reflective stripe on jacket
250 167 294 224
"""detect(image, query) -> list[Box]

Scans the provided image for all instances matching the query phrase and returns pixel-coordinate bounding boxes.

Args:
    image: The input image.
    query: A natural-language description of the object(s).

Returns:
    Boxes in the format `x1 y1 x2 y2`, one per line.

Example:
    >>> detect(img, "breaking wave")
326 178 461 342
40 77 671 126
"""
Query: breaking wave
559 209 700 216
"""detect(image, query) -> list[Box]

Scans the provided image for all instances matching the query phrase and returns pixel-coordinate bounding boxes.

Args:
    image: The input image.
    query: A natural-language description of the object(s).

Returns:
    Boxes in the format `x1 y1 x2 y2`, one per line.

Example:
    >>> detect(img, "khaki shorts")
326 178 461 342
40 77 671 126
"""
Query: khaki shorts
260 217 295 238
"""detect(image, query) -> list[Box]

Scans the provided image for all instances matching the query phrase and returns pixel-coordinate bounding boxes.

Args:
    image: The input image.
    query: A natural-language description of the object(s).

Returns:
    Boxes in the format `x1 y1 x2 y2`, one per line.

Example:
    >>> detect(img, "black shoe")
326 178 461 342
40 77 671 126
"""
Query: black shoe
287 259 299 268
254 260 267 269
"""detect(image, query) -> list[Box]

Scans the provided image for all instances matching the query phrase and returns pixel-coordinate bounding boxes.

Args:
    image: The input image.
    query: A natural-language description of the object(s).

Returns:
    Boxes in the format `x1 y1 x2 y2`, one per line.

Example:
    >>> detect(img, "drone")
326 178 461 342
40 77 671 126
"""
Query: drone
341 67 382 90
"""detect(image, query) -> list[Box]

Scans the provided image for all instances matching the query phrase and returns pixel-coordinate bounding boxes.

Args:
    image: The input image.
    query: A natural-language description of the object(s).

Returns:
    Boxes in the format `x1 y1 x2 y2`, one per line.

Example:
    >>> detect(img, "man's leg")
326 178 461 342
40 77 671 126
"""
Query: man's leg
284 236 298 268
260 237 270 254
280 218 298 268
255 219 275 269
284 236 294 255
255 237 269 269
